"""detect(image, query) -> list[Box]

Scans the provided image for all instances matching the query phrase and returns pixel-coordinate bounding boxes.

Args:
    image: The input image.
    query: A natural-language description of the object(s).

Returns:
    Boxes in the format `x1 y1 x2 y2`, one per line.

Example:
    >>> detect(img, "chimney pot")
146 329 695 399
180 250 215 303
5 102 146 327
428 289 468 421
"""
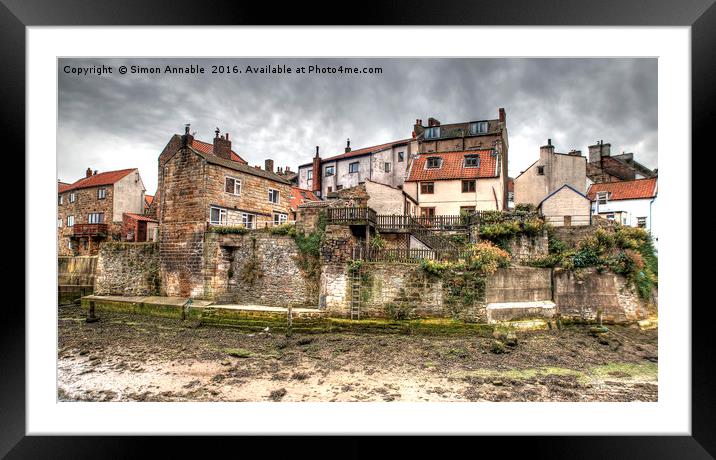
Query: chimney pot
94 170 98 175
345 138 351 153
86 167 93 178
213 129 233 160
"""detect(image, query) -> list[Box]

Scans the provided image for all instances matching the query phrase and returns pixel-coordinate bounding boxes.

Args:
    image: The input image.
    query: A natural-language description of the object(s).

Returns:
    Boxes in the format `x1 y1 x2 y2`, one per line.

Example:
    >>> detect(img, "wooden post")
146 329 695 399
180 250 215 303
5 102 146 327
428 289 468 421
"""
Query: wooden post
86 300 99 323
287 304 293 337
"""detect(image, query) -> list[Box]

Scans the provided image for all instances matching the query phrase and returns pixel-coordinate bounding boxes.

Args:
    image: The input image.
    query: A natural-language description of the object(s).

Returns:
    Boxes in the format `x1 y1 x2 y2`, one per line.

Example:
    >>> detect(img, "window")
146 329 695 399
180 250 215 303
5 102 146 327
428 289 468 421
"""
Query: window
384 162 391 173
349 162 360 173
88 212 104 224
336 185 343 191
327 186 332 193
470 121 489 135
420 182 435 194
58 195 63 205
537 166 545 175
242 213 255 229
210 206 227 225
563 216 572 227
69 192 76 203
398 152 405 162
462 180 476 193
460 206 476 214
68 241 73 250
424 127 440 139
57 218 62 228
67 215 75 227
420 207 436 218
98 188 106 200
606 213 615 220
307 169 313 181
597 191 609 205
273 213 288 225
637 217 647 228
268 189 280 204
426 157 442 169
464 155 480 168
325 165 335 177
225 177 241 195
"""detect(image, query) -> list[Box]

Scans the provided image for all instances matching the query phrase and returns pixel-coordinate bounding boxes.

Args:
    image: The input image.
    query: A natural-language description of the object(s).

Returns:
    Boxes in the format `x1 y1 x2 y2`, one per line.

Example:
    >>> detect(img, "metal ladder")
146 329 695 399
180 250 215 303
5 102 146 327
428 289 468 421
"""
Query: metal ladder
350 266 362 320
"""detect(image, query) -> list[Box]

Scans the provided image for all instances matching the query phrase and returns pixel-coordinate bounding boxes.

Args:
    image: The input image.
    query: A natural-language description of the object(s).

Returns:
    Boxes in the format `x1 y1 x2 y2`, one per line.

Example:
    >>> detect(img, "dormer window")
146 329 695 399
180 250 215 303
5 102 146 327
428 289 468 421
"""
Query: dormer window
470 121 489 135
424 127 440 139
426 157 442 169
464 155 480 168
597 191 609 205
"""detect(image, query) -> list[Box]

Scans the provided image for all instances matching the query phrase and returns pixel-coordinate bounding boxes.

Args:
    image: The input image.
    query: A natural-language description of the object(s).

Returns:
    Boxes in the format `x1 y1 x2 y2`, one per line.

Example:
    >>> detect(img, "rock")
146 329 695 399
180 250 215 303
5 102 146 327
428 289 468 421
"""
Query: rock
492 330 508 341
490 340 506 354
505 332 518 347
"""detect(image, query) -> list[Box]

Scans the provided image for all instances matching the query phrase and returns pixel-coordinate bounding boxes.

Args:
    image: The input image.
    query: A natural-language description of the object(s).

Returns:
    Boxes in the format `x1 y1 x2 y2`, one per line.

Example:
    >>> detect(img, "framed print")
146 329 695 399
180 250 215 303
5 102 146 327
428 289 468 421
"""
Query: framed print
4 0 712 456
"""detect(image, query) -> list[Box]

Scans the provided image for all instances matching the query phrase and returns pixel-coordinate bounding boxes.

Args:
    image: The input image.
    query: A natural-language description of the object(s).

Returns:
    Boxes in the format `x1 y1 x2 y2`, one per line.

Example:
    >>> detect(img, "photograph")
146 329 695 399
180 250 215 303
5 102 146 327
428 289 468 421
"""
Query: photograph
56 57 660 403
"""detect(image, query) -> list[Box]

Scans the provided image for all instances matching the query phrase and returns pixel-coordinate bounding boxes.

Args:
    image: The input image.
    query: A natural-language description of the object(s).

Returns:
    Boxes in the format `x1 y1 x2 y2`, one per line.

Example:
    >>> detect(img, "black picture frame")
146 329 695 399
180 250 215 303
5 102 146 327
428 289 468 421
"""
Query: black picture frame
4 0 710 456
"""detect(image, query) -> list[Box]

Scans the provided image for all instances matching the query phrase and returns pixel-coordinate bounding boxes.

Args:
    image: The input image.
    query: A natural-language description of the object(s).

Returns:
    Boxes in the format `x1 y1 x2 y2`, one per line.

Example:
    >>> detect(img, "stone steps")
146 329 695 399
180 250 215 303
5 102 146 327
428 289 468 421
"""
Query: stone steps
486 300 557 324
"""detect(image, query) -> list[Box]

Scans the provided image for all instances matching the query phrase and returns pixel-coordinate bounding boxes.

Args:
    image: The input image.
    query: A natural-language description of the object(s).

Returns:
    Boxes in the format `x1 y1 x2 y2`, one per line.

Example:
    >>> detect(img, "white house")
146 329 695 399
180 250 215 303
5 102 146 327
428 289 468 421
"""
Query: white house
538 184 591 227
587 178 658 246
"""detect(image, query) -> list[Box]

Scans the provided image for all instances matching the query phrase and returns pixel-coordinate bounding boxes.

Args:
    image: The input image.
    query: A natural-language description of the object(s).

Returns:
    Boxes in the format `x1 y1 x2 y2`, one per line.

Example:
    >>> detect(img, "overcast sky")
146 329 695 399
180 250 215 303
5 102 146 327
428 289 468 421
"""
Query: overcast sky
58 58 657 194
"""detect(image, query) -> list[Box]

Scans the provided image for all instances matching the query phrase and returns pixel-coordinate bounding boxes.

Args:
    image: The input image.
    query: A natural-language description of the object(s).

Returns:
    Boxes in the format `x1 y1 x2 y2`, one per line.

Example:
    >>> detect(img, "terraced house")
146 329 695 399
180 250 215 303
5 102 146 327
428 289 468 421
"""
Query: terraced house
57 167 146 256
157 126 292 297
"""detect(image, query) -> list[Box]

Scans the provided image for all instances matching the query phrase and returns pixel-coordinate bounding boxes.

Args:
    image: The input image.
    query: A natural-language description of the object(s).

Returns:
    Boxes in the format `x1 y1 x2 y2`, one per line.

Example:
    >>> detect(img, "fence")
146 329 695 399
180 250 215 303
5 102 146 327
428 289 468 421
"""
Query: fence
326 207 377 225
352 244 469 263
376 213 477 231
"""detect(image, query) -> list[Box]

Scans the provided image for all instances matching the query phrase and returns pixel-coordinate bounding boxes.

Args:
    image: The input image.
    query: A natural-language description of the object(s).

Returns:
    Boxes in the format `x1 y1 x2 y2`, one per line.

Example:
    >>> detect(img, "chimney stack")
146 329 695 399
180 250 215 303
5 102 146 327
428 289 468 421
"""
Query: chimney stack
413 119 424 138
499 107 506 124
539 138 555 163
86 167 93 178
94 170 98 175
588 140 611 163
265 159 274 173
312 146 322 193
427 117 441 127
345 138 351 153
181 123 194 147
213 128 233 160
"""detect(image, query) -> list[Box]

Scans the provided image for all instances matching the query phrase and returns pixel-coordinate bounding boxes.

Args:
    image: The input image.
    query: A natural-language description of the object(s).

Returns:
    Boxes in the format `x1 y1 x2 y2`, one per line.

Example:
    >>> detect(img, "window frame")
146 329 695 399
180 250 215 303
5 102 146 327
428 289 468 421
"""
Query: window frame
210 206 228 225
424 126 440 139
273 212 288 226
58 195 63 205
537 165 545 176
470 121 489 135
67 215 75 227
426 157 442 169
420 182 435 194
597 191 609 205
88 212 104 224
241 212 255 229
464 155 480 168
348 162 360 174
57 218 62 228
384 162 391 173
69 192 76 203
268 188 280 204
225 176 242 196
307 169 313 181
325 165 335 177
637 217 647 228
461 180 476 193
398 152 404 162
97 188 107 200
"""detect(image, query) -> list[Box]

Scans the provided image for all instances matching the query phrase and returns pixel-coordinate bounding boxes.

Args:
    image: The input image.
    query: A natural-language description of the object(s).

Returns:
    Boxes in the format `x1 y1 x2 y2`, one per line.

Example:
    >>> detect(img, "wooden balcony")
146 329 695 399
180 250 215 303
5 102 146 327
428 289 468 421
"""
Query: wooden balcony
72 223 108 237
326 207 377 226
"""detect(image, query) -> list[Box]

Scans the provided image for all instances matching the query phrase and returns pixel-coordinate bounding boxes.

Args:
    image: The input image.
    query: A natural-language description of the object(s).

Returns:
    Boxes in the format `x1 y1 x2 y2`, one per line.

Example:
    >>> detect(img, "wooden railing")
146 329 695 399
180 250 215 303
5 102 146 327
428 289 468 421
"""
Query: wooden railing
72 223 108 237
376 213 478 231
326 207 376 225
353 244 468 263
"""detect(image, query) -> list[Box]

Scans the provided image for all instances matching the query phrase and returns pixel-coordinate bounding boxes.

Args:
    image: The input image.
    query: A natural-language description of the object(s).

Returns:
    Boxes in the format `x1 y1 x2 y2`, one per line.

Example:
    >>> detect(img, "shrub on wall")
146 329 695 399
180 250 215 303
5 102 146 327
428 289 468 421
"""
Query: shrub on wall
210 225 250 234
465 242 511 274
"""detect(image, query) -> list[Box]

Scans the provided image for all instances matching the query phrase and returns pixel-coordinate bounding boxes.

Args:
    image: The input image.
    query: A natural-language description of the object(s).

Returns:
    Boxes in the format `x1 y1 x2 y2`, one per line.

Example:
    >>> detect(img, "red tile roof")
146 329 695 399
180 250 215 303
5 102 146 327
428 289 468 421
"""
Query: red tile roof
290 187 321 211
145 195 154 205
406 150 498 182
191 139 247 164
58 181 72 193
124 212 158 223
587 178 657 201
59 169 136 193
322 139 411 162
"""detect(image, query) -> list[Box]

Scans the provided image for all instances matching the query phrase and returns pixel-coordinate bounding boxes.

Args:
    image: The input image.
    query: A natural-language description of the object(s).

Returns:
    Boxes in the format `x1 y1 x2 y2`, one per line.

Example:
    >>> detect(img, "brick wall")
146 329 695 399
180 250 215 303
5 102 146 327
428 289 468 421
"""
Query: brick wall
58 185 117 256
95 242 160 296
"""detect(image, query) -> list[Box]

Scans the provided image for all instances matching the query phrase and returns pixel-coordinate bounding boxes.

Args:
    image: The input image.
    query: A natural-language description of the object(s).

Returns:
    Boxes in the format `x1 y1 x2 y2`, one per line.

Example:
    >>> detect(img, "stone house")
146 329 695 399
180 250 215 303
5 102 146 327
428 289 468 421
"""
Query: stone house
538 184 591 227
403 149 505 216
513 139 587 207
297 138 417 198
327 179 418 216
586 140 657 183
412 108 509 209
158 127 293 297
587 178 658 246
290 186 321 221
57 168 146 256
122 212 159 242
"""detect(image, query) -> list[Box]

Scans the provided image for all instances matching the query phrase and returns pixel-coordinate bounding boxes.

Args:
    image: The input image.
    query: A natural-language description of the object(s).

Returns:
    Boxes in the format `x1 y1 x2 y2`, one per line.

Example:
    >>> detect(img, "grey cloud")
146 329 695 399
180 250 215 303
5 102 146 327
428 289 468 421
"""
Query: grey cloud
58 58 657 193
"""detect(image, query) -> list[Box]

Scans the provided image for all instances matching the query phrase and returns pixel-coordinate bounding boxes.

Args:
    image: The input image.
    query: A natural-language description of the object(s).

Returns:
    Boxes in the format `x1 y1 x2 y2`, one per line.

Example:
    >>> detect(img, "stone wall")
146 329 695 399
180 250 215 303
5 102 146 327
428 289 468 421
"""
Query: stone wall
485 266 552 303
505 230 548 262
203 232 318 307
58 256 97 304
95 242 160 296
553 267 650 323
